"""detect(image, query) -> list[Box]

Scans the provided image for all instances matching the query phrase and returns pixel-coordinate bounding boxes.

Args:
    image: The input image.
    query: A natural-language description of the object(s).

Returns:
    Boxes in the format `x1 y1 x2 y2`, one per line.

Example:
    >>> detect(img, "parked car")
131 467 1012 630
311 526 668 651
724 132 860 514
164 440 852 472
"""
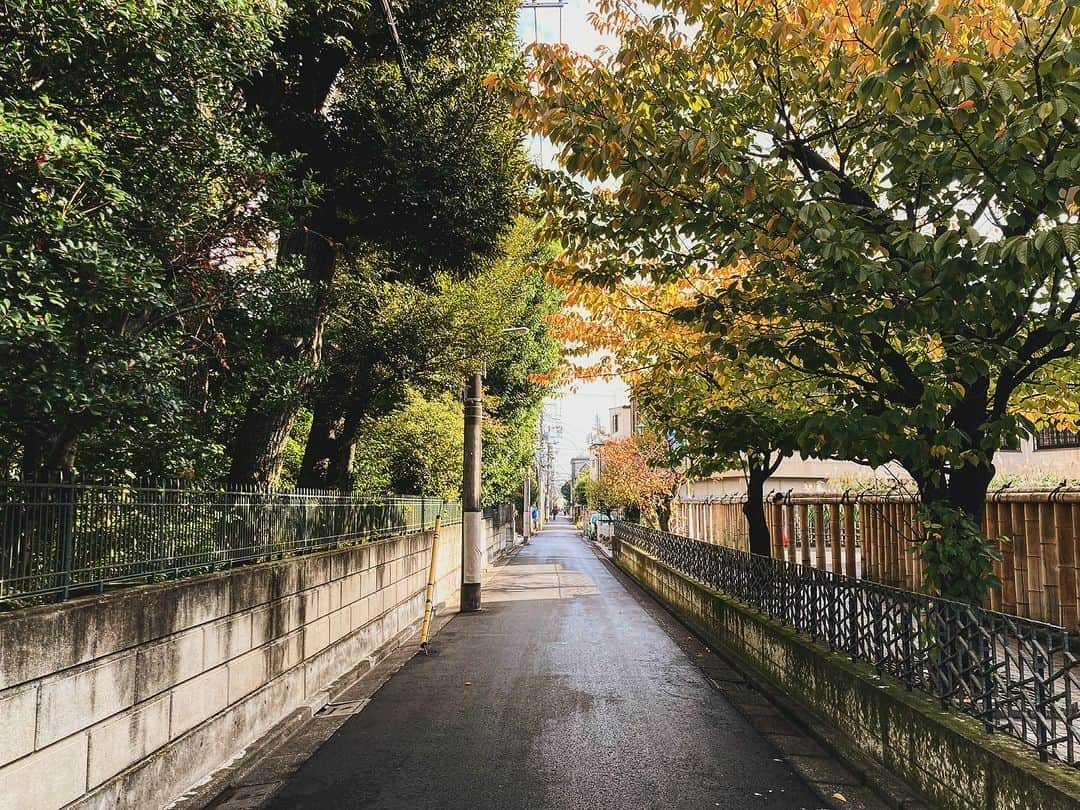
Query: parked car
585 512 613 540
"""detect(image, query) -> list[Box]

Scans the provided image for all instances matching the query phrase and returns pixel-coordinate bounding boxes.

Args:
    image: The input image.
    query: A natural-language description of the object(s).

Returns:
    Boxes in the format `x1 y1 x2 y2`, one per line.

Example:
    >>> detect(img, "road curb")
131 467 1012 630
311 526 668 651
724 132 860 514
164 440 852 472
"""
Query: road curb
584 535 929 810
175 608 458 810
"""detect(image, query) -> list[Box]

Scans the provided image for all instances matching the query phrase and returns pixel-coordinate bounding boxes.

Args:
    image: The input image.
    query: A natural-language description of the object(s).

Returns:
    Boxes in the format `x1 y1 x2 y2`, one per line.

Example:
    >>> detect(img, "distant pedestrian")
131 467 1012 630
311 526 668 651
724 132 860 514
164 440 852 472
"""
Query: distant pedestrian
531 506 538 531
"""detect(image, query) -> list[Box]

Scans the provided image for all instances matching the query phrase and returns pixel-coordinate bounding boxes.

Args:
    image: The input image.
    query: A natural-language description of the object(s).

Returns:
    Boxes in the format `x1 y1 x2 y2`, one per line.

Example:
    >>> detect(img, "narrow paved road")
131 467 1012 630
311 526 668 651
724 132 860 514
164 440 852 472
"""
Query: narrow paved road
264 518 827 809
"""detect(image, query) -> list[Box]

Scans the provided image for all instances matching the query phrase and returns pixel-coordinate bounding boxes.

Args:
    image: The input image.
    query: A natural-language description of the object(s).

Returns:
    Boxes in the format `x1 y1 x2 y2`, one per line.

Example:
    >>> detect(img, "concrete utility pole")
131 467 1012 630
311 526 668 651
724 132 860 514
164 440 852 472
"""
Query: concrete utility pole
523 469 531 544
536 409 546 531
570 467 578 519
537 459 545 530
461 372 483 612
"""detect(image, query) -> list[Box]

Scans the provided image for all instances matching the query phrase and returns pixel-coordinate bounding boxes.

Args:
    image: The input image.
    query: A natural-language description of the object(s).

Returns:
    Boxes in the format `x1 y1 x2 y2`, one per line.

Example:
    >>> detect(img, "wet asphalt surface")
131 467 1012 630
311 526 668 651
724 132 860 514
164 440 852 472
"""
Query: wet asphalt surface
262 519 828 810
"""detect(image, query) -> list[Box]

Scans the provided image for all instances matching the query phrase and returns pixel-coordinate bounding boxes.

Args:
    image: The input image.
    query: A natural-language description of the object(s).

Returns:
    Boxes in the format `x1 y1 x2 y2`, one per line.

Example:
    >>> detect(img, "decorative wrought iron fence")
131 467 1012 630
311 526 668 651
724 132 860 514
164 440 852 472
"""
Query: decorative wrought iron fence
614 521 1080 768
677 489 1080 632
0 479 460 607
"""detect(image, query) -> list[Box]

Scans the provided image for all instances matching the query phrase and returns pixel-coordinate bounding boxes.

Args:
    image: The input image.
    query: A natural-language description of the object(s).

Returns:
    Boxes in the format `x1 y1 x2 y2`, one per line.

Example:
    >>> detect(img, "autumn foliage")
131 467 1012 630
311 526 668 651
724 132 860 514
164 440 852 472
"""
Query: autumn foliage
589 430 684 532
495 0 1080 601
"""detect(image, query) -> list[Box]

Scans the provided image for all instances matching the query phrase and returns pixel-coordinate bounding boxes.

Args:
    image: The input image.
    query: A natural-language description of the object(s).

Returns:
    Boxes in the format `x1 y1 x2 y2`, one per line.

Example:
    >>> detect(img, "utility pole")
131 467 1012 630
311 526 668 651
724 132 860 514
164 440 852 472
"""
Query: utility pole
536 409 545 532
570 465 578 520
461 372 483 612
537 459 545 531
523 469 531 544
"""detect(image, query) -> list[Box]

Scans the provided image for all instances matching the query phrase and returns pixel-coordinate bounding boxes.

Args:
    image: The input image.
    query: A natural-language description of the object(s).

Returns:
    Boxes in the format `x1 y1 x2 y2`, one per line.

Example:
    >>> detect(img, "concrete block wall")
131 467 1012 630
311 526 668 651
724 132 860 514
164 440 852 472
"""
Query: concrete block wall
0 522 465 810
484 519 517 569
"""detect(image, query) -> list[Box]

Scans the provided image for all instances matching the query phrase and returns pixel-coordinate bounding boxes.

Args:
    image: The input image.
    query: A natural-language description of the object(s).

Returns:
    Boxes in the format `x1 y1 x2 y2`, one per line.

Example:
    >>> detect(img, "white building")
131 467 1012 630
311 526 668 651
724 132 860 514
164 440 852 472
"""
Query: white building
587 403 639 479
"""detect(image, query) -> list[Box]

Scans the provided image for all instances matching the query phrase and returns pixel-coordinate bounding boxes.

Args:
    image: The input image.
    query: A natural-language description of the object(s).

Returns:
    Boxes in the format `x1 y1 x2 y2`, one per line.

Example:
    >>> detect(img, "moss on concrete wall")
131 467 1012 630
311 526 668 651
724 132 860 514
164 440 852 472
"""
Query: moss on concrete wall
615 541 1080 810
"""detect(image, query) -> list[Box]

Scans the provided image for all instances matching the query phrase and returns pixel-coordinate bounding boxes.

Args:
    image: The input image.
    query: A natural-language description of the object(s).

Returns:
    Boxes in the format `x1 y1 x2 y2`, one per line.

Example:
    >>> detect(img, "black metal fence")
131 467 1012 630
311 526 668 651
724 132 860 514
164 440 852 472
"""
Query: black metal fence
614 521 1080 768
482 502 515 529
0 479 461 607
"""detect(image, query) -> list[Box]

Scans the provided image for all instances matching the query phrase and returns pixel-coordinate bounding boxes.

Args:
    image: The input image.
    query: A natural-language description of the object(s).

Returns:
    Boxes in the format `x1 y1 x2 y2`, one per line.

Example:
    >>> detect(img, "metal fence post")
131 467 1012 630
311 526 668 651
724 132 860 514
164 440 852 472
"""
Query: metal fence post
849 588 859 660
872 593 884 675
1035 652 1049 762
54 480 76 602
901 611 913 691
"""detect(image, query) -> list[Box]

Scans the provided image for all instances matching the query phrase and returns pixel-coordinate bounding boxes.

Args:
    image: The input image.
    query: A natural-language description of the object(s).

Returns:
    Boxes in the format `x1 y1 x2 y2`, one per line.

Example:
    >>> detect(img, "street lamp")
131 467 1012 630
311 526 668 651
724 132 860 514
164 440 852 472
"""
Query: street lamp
460 326 531 613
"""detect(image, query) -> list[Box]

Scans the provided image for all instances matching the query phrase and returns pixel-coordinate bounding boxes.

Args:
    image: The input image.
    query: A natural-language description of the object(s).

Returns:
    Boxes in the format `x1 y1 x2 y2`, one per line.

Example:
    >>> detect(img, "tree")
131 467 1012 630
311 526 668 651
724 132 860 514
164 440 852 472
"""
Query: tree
0 0 285 479
551 271 823 555
478 242 563 504
590 431 684 531
0 0 555 497
573 467 591 507
227 0 525 486
503 1 1080 601
296 219 560 494
637 391 802 556
295 270 451 491
560 480 572 503
351 389 463 499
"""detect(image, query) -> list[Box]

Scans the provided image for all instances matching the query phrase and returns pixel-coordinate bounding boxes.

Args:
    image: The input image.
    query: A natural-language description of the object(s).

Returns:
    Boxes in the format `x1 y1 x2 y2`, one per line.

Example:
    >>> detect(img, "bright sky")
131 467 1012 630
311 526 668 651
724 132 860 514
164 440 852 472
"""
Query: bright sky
515 1 617 61
550 377 631 482
515 2 629 486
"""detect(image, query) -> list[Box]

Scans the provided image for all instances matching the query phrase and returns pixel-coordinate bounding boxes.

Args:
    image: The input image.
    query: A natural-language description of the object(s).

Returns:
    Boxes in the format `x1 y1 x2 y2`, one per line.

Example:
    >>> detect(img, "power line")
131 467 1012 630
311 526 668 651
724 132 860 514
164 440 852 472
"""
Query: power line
378 0 414 91
517 1 566 165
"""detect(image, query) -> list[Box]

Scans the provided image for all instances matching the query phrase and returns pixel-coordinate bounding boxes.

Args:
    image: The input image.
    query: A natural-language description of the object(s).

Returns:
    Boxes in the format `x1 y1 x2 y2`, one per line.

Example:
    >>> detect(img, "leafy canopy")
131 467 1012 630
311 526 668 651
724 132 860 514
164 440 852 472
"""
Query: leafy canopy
0 0 287 476
497 0 1080 599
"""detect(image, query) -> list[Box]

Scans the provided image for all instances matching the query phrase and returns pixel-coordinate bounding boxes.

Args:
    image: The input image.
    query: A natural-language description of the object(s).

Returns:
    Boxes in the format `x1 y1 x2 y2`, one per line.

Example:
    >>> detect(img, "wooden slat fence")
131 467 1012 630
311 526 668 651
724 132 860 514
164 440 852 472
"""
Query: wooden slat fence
676 490 1080 631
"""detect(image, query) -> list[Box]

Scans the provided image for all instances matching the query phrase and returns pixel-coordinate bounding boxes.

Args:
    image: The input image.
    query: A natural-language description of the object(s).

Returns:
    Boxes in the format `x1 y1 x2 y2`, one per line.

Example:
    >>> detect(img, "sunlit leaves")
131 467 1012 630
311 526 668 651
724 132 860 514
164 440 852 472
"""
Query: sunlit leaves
501 0 1080 599
0 0 287 477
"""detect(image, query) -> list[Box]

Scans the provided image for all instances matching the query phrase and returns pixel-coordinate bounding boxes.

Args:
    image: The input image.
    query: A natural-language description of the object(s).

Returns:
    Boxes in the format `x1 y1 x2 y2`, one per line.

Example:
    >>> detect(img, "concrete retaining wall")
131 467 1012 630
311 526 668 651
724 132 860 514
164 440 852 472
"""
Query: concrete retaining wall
484 517 516 566
0 521 482 810
614 539 1080 810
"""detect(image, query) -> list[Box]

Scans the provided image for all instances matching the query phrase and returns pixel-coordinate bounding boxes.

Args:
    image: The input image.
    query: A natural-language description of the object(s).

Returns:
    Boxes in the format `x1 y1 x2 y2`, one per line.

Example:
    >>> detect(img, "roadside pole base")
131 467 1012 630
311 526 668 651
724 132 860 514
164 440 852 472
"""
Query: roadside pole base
461 582 481 612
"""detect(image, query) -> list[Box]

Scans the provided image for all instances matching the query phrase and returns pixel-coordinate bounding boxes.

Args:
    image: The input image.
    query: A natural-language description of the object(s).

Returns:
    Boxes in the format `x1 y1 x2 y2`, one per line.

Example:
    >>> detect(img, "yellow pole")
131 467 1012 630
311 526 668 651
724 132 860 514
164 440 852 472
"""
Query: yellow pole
419 513 443 652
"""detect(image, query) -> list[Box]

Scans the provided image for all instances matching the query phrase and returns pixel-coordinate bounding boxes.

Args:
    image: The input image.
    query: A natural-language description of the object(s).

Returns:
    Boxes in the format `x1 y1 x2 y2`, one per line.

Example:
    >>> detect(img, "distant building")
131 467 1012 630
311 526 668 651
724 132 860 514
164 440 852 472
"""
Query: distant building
588 403 640 479
680 456 908 500
680 428 1080 500
607 403 636 439
995 429 1080 481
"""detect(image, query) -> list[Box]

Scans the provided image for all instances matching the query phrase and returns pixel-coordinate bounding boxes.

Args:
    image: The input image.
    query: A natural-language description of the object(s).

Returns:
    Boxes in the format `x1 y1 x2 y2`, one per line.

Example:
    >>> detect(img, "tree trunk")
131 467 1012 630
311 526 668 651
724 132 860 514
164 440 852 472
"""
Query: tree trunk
326 408 364 492
228 220 337 488
228 402 303 489
298 379 384 491
946 460 995 527
297 401 345 490
656 496 673 533
915 460 996 529
20 424 80 481
743 465 772 556
913 455 997 601
10 425 79 581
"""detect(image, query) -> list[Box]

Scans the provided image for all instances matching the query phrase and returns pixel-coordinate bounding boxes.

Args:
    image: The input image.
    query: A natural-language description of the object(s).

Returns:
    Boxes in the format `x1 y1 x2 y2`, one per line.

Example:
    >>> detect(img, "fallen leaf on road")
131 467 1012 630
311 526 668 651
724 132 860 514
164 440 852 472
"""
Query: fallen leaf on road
832 792 847 802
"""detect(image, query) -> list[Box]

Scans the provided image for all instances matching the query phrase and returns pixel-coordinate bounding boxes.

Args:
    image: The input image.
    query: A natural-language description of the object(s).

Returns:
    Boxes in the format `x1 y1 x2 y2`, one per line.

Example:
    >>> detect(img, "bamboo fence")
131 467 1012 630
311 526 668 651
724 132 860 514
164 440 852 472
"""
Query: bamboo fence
676 489 1080 631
